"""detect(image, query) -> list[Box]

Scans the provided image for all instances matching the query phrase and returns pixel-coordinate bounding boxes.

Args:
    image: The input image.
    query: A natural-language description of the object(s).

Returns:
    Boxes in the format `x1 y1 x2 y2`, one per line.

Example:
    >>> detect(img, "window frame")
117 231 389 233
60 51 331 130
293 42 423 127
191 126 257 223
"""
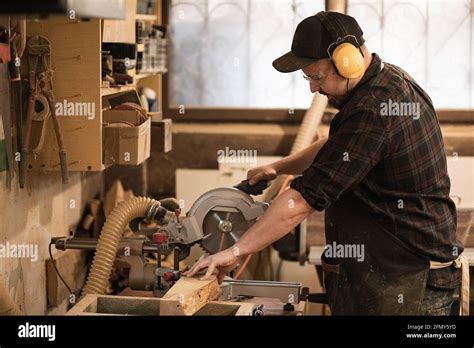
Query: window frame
161 0 473 124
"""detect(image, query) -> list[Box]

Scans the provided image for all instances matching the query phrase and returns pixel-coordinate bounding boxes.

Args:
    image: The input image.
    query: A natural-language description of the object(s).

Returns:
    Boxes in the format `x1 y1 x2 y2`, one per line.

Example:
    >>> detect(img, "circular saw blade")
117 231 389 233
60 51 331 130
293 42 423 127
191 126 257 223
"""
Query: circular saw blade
199 210 254 254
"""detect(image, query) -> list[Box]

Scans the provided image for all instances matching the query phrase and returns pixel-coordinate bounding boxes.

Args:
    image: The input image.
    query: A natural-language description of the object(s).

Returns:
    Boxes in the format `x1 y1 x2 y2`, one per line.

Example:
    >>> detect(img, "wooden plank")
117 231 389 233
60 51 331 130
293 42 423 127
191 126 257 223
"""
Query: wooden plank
46 249 88 307
101 85 136 97
103 162 148 197
65 294 97 315
155 0 162 23
159 276 220 316
103 179 126 217
134 73 156 81
25 18 102 171
102 0 137 43
135 14 157 22
133 0 163 115
148 111 163 122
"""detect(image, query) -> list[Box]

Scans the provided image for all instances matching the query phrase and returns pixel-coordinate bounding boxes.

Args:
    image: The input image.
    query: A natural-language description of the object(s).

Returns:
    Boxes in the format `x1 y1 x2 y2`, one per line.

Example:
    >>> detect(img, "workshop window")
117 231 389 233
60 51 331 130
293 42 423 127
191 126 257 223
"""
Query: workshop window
348 0 473 109
168 0 473 110
168 0 324 109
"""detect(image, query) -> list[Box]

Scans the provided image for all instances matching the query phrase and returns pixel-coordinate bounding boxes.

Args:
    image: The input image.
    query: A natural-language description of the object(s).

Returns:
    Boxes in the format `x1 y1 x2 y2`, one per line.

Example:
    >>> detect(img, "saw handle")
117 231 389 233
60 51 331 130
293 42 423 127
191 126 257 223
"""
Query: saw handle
234 179 269 196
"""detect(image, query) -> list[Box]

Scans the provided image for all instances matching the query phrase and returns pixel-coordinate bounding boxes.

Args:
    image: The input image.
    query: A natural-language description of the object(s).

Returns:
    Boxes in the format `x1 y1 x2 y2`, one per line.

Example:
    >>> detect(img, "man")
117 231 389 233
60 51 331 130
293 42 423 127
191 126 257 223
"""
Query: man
185 11 467 315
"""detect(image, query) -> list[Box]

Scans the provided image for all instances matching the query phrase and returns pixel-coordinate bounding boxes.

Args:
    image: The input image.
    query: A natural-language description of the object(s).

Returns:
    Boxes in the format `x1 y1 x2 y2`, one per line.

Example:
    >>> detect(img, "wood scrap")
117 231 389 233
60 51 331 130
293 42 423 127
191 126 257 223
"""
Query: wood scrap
104 180 125 217
103 180 135 236
46 250 88 307
159 276 220 316
104 180 137 217
78 198 104 238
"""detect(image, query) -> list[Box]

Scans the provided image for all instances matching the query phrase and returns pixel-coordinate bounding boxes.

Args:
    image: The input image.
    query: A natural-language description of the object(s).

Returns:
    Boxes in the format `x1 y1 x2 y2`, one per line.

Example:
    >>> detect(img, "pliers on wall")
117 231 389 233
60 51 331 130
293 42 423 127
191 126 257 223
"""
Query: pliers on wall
23 35 68 184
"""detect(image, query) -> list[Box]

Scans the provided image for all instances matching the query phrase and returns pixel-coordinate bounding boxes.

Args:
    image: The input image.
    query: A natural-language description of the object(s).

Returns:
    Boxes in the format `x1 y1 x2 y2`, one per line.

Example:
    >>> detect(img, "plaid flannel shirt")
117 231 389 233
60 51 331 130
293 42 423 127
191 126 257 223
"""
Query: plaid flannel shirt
291 54 463 288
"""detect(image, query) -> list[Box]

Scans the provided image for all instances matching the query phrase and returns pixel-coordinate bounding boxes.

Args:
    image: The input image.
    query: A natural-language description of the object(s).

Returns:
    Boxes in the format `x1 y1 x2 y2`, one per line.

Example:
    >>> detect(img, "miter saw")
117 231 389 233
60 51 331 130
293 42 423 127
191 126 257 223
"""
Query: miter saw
161 179 270 255
53 180 308 313
54 180 269 288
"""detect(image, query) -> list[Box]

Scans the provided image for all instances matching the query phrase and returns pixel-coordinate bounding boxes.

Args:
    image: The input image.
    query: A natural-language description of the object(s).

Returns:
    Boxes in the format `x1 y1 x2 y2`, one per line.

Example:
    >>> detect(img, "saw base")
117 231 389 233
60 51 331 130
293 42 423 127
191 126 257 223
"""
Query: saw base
66 294 254 316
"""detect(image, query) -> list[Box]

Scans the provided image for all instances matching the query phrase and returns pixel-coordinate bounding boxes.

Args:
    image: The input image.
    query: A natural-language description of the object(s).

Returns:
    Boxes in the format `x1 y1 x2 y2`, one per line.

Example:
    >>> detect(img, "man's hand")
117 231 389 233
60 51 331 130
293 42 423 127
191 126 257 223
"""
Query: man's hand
183 249 239 283
247 164 277 185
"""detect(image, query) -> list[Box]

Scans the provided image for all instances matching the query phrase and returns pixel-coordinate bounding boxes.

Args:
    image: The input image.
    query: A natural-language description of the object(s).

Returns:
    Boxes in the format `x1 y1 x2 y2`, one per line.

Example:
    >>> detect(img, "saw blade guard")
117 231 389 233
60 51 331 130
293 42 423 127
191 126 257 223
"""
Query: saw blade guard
186 187 268 254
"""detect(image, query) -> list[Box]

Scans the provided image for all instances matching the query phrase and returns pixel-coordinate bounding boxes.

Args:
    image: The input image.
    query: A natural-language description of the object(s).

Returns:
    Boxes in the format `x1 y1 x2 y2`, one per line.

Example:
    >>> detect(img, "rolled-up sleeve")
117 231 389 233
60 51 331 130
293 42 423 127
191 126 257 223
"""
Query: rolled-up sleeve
290 110 387 211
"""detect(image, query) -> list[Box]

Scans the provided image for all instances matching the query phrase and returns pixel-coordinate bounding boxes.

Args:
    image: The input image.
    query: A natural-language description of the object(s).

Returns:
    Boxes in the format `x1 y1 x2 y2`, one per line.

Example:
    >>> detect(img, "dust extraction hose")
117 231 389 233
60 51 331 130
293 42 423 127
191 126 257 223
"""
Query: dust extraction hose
0 278 21 315
263 92 328 201
80 196 159 299
290 91 328 154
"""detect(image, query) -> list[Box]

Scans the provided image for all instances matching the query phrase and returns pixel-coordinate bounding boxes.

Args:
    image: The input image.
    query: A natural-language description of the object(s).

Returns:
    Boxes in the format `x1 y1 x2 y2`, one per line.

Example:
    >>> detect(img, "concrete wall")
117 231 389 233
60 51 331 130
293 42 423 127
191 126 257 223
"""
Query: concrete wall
0 170 101 315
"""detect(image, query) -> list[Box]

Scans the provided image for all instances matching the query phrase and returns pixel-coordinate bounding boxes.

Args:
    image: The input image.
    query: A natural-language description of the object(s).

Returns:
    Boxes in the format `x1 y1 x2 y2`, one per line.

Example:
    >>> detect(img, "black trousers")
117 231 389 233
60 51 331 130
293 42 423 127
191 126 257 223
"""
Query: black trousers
419 285 454 316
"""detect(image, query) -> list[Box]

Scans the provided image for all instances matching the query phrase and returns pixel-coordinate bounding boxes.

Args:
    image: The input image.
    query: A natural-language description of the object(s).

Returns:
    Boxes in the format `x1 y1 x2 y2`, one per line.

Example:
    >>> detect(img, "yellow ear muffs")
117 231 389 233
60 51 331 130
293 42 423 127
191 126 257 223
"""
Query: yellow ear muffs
332 42 365 79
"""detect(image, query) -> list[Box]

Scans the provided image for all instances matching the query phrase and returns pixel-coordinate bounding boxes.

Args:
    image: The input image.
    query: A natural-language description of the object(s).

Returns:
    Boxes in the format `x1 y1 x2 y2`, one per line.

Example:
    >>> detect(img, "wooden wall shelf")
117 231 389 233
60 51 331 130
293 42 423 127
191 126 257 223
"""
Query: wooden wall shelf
101 85 137 96
135 14 158 22
24 0 164 172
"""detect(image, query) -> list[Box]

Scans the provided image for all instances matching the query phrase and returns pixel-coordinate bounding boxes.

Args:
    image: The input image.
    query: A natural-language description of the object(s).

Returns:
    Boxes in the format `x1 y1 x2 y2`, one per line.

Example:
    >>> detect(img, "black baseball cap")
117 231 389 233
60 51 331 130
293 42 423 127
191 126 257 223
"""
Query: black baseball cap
273 11 365 73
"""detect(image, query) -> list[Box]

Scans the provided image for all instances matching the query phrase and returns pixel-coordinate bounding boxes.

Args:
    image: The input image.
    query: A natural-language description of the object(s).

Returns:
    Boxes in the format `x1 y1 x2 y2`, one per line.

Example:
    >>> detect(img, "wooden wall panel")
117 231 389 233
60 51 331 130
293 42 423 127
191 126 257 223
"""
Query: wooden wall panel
102 0 136 43
25 18 102 171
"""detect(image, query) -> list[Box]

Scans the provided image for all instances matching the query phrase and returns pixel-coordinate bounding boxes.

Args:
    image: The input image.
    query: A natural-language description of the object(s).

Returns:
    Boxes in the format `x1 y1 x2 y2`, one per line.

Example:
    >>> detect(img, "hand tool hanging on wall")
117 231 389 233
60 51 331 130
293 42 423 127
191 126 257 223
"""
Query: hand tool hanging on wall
9 21 26 187
9 35 21 182
0 17 12 174
10 20 26 187
1 17 26 186
23 35 68 184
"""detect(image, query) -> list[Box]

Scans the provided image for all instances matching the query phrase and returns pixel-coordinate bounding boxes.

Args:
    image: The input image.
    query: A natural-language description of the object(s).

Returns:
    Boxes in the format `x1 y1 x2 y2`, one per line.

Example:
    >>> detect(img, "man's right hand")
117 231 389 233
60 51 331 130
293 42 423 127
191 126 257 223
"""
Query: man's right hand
247 164 277 185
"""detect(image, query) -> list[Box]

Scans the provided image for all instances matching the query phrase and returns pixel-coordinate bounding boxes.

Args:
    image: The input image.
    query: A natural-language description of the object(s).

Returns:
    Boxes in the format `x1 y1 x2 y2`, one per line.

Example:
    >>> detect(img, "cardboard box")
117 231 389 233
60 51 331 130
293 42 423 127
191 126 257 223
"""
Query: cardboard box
102 89 151 165
103 108 144 125
103 110 151 165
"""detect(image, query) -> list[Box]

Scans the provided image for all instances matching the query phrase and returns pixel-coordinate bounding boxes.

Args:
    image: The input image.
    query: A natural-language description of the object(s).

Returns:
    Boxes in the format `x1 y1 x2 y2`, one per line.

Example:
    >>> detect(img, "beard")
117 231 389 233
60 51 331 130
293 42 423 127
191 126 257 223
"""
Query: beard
327 95 344 109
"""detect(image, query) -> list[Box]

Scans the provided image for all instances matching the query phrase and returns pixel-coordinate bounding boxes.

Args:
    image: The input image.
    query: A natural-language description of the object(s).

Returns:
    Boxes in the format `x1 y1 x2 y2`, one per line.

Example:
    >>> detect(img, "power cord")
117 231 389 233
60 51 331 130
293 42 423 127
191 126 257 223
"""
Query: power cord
48 241 73 296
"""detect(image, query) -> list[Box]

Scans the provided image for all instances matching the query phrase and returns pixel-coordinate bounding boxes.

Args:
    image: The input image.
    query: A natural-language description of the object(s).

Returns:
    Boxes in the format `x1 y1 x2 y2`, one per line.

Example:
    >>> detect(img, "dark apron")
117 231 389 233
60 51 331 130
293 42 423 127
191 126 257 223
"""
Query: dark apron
322 191 431 315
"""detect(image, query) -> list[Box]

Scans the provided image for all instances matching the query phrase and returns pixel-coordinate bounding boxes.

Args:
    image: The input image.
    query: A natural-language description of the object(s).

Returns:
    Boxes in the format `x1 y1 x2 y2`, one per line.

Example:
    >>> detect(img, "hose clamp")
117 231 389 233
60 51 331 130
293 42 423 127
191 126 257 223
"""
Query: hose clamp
145 200 161 222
